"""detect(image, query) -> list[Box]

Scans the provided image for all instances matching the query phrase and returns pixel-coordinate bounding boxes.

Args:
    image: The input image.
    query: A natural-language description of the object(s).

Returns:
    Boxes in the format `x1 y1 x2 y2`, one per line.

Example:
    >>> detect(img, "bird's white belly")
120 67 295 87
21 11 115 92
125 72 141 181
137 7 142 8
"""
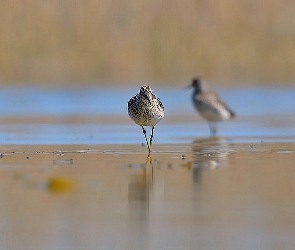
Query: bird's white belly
129 108 164 127
143 113 164 127
197 106 231 121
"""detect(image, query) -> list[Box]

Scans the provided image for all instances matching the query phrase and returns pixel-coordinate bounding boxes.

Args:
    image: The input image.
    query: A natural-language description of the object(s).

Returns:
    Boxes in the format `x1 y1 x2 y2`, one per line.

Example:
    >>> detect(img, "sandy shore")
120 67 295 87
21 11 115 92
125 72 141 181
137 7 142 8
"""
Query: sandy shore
0 141 294 249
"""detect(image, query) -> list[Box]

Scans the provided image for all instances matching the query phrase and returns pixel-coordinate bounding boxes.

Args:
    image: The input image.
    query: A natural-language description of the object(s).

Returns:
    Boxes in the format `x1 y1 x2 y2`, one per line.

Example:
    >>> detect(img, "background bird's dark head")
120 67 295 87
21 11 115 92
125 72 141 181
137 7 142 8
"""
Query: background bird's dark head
187 77 203 93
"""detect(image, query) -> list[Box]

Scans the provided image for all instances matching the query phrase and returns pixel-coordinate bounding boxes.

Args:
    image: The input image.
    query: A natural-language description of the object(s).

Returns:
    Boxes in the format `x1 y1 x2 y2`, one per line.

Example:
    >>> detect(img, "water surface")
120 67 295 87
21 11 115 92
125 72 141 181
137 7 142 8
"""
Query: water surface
0 86 294 144
0 86 294 249
0 141 294 250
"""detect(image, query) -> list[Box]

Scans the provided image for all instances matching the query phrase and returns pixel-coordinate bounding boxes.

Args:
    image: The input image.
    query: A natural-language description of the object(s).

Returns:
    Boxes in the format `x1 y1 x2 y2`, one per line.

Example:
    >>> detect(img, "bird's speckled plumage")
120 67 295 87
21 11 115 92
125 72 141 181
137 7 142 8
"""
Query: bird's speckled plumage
189 77 235 135
128 86 164 127
128 85 164 153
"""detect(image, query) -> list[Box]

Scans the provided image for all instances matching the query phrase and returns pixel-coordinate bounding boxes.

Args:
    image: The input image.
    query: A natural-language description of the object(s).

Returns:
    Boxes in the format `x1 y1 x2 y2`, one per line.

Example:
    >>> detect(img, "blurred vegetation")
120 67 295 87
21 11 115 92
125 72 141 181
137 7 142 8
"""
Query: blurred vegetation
0 0 295 86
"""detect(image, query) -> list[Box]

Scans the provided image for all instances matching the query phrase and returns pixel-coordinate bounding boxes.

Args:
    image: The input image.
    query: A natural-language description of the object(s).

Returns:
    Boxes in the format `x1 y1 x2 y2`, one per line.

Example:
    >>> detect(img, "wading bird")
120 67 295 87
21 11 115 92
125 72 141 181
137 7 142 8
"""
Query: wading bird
128 86 164 153
188 77 235 135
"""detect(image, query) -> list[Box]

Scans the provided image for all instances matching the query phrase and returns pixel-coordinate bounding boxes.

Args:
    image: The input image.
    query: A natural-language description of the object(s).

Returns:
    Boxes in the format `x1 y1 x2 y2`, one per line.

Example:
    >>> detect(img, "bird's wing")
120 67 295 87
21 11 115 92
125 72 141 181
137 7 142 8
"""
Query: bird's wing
197 92 236 118
156 97 164 110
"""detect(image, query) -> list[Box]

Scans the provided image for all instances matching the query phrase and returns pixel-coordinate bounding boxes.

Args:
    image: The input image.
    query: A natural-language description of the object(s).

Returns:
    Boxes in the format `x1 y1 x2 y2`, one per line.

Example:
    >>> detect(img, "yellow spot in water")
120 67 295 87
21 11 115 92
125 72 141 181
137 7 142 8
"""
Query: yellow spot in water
48 177 75 193
181 161 192 169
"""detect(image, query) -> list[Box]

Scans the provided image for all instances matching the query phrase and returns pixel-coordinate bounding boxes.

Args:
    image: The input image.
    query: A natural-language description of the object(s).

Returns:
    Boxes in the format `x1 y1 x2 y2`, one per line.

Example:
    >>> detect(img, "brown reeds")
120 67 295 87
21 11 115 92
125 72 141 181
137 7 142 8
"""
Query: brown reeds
0 0 294 86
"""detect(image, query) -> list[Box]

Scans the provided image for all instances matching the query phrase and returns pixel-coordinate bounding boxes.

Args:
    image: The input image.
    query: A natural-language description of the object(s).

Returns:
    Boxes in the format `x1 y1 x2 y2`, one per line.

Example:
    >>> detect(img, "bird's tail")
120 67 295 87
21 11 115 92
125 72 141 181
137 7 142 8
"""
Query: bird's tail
230 110 236 118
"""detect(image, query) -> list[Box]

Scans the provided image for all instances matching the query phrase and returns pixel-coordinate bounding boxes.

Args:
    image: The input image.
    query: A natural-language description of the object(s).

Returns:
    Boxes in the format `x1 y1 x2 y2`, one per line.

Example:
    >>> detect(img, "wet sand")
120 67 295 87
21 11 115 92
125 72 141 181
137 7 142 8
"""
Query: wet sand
0 140 295 249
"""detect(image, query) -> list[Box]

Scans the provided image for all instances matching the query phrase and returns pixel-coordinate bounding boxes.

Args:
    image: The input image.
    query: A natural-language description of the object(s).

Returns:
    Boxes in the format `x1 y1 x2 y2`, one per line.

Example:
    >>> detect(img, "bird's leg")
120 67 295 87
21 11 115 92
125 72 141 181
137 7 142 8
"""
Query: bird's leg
209 122 217 136
149 126 155 152
141 126 151 153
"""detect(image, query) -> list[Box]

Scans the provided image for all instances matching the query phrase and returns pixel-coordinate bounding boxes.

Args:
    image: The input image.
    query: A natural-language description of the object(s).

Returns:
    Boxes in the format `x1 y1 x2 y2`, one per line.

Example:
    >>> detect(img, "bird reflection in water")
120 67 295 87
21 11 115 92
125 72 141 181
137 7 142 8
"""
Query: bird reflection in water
128 155 154 204
127 155 155 249
191 137 233 183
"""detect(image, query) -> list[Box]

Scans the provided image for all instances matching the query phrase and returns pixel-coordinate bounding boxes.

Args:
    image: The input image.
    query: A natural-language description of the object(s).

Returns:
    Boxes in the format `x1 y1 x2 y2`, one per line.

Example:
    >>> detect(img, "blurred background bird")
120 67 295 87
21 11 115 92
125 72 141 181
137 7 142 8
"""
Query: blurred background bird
187 77 235 136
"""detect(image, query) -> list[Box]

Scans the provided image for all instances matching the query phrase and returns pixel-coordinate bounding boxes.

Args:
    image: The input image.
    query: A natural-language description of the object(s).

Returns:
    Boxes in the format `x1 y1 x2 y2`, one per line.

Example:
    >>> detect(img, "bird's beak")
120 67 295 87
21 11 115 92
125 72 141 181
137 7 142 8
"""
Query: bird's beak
143 93 152 104
185 84 192 89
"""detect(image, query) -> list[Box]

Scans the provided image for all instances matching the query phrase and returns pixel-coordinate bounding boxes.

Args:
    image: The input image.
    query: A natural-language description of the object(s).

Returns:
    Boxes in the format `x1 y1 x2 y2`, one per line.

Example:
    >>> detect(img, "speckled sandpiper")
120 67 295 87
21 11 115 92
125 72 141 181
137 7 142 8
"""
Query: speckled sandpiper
188 77 235 135
128 85 164 153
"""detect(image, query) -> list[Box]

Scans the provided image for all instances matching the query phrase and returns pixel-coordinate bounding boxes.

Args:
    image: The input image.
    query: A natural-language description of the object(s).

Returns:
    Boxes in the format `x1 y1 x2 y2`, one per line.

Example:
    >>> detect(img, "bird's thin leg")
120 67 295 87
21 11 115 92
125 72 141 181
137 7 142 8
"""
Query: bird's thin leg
149 126 155 151
209 122 217 136
142 126 151 153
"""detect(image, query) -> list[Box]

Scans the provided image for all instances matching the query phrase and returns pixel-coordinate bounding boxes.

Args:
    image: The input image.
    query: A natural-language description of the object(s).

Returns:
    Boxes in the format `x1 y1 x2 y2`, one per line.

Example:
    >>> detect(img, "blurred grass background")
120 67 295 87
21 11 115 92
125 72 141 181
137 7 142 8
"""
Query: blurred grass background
0 0 294 86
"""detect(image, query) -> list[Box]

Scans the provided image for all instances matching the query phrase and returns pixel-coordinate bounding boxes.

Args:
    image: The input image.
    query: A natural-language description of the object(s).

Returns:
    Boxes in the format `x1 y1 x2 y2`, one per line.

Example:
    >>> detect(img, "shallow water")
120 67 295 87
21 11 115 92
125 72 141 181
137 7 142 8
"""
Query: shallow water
0 86 295 249
0 86 294 144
